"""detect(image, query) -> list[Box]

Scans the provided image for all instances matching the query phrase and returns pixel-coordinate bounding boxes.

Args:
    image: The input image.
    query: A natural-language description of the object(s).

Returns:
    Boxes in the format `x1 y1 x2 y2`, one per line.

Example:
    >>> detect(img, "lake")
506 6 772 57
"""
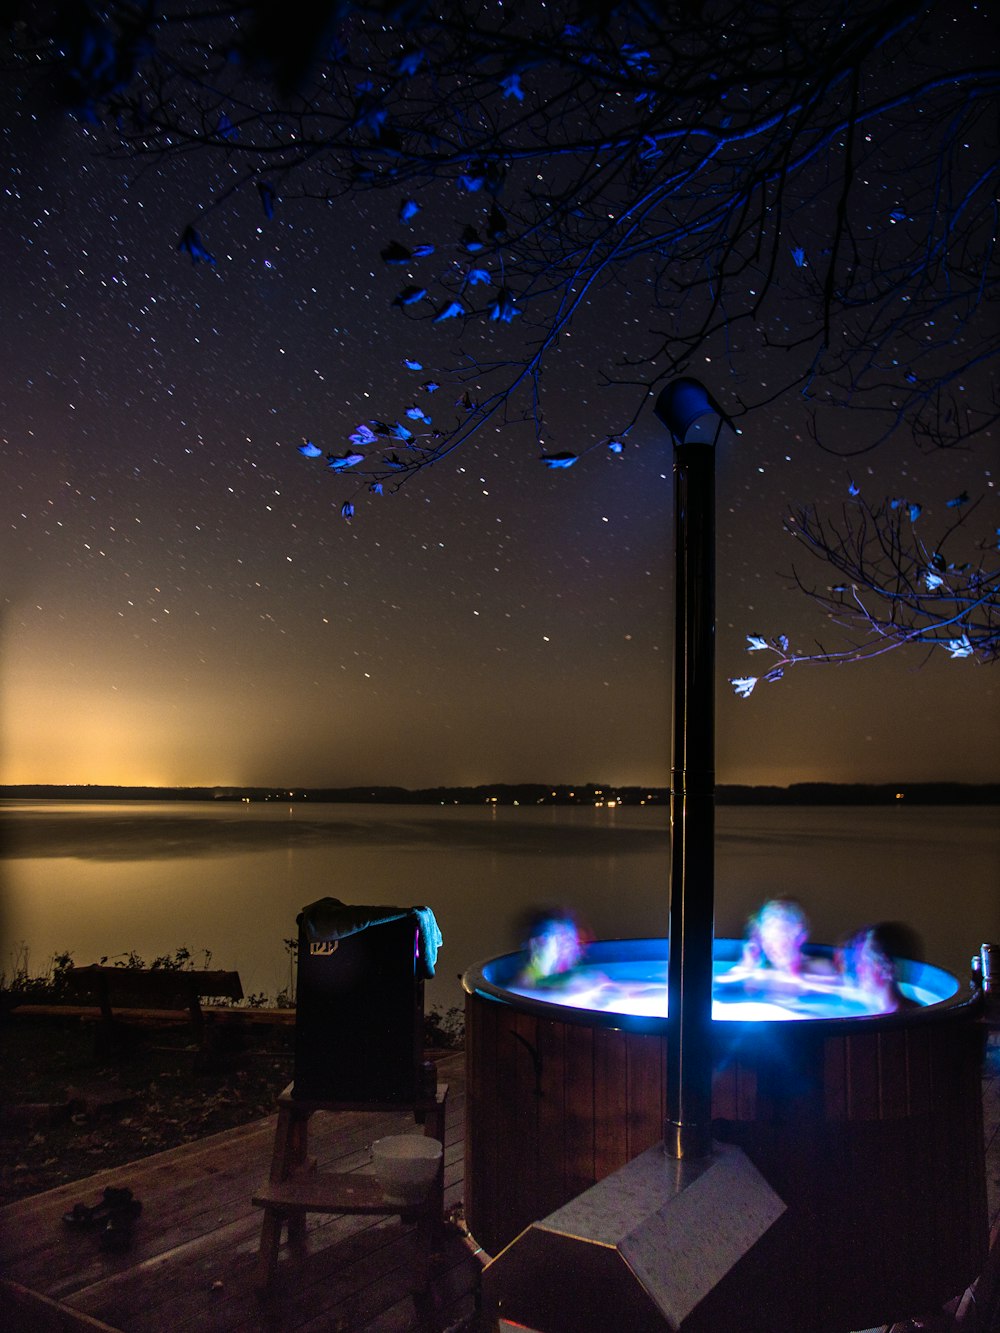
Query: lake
1 800 997 1013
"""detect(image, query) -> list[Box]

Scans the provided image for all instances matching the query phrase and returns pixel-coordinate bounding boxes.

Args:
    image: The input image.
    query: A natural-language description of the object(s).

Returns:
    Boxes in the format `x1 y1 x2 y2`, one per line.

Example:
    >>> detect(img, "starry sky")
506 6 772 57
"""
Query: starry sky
1 66 997 791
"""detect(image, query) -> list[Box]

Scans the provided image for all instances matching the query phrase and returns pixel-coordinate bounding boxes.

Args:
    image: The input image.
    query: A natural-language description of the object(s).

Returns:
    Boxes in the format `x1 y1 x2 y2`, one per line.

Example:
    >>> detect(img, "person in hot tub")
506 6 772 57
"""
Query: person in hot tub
717 897 836 995
837 925 919 1014
514 910 616 1003
519 912 586 986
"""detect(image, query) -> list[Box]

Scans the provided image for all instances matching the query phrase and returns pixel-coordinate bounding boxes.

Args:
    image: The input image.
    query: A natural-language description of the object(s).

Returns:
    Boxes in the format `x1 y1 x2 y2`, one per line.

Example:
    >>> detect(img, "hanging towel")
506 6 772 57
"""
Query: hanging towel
298 897 443 979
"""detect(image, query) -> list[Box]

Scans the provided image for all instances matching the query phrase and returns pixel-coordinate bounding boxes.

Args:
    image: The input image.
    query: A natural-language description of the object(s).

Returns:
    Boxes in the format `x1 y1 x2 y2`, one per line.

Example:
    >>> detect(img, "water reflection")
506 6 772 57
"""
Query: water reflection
1 801 997 1013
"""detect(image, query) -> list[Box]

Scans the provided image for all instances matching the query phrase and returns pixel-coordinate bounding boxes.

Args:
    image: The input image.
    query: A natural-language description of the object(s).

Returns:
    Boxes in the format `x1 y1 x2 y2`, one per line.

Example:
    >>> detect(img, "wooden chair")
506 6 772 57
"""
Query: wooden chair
252 1080 448 1292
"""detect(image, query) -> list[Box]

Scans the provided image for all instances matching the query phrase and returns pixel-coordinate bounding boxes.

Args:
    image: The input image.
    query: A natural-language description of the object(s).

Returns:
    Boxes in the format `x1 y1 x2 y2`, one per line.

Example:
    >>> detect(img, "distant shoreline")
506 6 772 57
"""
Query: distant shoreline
1 781 997 806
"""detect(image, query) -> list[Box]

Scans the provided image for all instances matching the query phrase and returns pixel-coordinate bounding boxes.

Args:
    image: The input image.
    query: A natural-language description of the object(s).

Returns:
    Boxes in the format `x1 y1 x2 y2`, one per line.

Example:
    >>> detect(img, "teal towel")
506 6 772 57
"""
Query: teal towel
299 897 443 979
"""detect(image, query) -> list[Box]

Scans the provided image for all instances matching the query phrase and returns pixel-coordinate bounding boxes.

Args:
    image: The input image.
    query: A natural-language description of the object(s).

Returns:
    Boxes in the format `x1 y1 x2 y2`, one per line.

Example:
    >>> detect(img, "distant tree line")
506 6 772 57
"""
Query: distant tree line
3 782 997 805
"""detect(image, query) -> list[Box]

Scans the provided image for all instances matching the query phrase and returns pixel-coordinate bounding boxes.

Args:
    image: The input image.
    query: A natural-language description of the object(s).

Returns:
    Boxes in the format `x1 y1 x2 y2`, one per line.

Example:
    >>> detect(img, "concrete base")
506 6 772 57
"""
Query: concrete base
482 1141 788 1332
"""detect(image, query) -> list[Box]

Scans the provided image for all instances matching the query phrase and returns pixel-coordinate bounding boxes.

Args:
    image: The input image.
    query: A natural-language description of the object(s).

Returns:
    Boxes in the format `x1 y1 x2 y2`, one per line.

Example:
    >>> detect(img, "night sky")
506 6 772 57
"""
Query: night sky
1 67 997 791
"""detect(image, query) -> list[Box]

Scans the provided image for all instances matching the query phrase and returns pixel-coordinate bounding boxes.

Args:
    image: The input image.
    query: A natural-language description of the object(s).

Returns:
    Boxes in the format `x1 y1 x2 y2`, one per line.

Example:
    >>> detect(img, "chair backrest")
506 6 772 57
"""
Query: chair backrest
293 913 424 1103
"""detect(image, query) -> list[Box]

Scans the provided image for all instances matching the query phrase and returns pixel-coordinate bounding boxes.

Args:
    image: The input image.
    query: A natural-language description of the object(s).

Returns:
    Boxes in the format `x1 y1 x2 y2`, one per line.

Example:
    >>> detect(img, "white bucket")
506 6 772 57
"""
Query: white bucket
371 1134 442 1204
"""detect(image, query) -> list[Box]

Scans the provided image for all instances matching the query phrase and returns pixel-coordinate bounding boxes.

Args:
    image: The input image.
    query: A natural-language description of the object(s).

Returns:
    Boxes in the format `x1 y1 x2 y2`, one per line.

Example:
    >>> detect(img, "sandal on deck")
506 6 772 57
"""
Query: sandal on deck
100 1208 141 1252
62 1186 141 1230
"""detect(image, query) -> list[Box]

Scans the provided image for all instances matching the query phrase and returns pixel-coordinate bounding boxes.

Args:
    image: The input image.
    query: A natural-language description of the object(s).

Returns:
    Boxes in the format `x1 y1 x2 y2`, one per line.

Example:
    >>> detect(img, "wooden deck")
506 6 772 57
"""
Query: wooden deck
0 1051 483 1332
1 1034 998 1333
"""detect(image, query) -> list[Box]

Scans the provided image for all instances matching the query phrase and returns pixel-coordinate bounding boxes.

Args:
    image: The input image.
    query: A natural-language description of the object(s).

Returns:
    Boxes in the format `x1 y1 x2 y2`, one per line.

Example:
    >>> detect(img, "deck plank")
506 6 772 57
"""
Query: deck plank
3 1036 998 1333
0 1052 476 1333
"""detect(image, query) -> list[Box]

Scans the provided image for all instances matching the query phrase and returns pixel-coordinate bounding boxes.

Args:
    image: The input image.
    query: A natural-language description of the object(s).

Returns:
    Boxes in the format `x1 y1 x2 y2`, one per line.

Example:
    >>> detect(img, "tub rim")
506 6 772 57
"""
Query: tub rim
461 935 981 1036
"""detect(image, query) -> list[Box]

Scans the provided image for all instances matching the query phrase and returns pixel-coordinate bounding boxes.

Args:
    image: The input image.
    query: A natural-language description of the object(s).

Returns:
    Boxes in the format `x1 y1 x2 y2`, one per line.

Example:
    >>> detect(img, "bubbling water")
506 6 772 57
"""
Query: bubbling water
507 956 943 1021
510 908 945 1021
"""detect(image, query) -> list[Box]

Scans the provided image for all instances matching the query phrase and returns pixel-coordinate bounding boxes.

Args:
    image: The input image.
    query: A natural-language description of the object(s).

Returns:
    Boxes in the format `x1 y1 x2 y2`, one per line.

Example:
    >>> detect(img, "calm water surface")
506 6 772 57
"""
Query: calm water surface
1 801 997 1012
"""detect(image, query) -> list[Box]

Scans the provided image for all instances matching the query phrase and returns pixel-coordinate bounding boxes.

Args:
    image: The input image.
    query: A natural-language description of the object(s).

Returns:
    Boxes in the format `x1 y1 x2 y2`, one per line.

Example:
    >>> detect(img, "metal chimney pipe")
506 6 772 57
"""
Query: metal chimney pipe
654 379 728 1160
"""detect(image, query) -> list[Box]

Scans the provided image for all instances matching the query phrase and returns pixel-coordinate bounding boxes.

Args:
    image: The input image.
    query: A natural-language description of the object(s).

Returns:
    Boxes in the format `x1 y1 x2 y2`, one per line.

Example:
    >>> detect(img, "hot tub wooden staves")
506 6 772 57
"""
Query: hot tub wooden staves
464 950 988 1332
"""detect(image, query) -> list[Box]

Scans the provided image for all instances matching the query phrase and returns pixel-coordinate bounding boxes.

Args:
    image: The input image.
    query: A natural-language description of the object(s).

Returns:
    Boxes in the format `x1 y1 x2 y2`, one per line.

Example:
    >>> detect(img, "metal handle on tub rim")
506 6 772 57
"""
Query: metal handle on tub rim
980 942 998 991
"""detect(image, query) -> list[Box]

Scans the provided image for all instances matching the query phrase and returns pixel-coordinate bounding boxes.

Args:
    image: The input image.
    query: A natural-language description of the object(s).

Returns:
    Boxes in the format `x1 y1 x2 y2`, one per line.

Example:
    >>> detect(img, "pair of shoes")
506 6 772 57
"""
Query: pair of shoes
63 1186 142 1249
100 1206 141 1252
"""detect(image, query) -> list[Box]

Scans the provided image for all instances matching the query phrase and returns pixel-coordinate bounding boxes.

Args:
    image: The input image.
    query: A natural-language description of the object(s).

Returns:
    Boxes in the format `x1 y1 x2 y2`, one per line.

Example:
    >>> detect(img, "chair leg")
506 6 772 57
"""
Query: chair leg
269 1104 309 1184
255 1208 283 1292
287 1211 308 1256
426 1094 446 1239
257 1100 312 1290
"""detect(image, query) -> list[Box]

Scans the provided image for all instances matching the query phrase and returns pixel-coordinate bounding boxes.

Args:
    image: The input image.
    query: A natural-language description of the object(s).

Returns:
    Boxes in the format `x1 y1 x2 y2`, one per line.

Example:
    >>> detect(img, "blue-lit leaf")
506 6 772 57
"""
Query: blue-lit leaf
354 98 388 134
393 48 425 77
791 246 806 268
370 482 384 495
258 181 276 219
607 438 624 454
405 406 430 422
177 226 215 265
764 668 784 683
349 424 377 446
412 244 435 257
399 199 420 223
947 491 970 507
777 635 789 652
501 73 524 101
541 452 577 469
889 208 907 222
746 635 768 652
217 113 238 141
328 452 365 470
908 503 922 522
731 676 757 698
621 44 652 69
393 286 427 306
433 300 465 322
420 380 439 393
384 454 407 470
403 358 423 371
489 288 521 322
944 635 973 658
466 268 491 286
298 440 323 458
341 502 354 520
460 225 483 252
458 166 485 192
847 478 860 496
458 155 504 193
390 422 414 441
924 571 945 591
381 240 412 264
487 204 507 240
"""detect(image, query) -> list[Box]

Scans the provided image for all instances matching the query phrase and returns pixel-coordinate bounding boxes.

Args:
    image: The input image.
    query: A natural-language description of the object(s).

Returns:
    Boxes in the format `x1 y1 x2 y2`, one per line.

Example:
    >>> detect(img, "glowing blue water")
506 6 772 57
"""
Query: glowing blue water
507 958 941 1021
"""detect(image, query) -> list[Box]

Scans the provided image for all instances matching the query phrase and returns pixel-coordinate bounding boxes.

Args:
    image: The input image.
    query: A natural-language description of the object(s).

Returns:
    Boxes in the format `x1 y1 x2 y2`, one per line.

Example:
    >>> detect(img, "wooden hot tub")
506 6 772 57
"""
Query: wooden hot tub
463 938 987 1330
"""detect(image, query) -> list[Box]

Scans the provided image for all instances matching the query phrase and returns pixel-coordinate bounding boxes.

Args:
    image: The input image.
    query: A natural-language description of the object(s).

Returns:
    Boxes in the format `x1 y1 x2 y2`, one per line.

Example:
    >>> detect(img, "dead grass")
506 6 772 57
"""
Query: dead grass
0 1012 295 1205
